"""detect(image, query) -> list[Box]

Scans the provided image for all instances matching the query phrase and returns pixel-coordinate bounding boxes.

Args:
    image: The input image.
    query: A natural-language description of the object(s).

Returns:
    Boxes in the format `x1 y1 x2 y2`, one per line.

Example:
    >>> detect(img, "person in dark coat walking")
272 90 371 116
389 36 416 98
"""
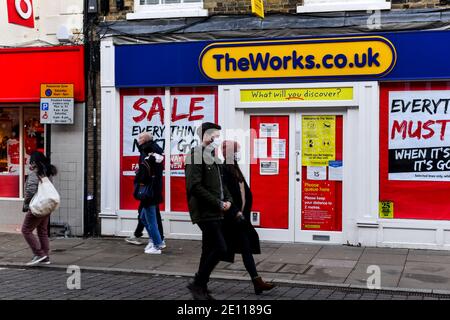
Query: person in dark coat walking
125 132 165 249
134 137 165 254
185 122 233 300
221 140 275 295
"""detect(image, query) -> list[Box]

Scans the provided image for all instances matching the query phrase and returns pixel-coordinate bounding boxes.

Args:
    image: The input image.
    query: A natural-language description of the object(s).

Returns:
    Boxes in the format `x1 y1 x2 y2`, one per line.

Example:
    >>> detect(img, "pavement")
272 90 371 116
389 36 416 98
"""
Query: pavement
0 267 448 300
1 233 450 296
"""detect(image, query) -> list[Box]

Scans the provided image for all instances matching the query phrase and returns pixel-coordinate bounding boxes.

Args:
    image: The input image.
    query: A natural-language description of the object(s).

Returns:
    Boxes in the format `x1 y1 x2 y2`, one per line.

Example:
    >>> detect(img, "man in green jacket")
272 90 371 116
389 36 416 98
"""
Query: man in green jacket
185 122 232 300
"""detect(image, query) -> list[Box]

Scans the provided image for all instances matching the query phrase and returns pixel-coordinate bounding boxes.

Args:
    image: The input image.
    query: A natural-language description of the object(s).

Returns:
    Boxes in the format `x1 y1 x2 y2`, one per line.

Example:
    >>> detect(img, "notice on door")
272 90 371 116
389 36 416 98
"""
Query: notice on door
253 138 268 158
271 139 286 159
260 123 279 138
260 160 279 175
302 116 336 166
302 181 336 231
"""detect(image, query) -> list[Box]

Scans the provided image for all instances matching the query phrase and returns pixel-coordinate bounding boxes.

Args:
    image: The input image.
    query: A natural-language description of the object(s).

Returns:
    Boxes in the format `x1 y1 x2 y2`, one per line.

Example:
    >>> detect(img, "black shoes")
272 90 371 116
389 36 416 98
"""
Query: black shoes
187 282 215 300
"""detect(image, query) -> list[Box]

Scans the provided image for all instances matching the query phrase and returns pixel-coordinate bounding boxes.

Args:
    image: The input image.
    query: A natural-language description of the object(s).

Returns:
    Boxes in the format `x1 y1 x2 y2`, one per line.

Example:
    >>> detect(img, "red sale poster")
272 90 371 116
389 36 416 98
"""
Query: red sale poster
301 180 336 230
120 87 217 212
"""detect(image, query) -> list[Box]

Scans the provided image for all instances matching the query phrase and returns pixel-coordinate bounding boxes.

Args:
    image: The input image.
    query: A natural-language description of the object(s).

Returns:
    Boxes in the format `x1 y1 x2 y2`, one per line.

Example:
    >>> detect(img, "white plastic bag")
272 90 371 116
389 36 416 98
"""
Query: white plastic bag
29 177 60 218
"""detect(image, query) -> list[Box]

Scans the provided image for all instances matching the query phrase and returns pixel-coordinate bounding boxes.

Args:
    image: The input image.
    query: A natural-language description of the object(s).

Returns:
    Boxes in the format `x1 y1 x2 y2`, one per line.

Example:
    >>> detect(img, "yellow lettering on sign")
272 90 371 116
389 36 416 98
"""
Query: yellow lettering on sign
379 201 394 219
199 36 396 80
41 84 74 98
240 87 353 102
251 0 264 19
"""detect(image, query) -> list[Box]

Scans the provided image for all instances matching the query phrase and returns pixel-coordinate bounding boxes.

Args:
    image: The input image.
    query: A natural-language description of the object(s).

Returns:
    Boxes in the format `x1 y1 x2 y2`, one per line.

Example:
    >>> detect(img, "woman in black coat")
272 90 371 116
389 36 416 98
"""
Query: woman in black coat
134 140 165 254
221 140 275 295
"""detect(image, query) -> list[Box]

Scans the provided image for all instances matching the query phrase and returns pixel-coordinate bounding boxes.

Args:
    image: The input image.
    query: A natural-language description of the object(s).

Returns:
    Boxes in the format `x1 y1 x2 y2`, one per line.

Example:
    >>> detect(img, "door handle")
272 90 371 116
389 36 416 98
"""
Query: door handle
295 151 301 175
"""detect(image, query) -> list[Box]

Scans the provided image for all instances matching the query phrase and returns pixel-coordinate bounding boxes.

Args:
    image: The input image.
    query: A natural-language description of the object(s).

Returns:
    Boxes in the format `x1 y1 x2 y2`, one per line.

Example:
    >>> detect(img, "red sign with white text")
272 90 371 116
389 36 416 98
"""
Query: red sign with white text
7 0 34 28
380 82 450 220
301 180 337 230
120 87 218 212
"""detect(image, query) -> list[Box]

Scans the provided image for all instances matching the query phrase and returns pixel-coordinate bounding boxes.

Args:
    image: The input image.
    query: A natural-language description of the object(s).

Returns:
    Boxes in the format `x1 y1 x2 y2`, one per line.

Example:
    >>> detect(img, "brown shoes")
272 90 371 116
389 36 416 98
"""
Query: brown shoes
252 276 276 295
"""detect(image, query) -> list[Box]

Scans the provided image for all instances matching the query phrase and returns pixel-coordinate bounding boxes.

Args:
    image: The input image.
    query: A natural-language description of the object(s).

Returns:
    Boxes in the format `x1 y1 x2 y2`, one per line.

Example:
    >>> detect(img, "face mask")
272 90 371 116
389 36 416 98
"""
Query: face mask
234 152 241 162
210 137 222 149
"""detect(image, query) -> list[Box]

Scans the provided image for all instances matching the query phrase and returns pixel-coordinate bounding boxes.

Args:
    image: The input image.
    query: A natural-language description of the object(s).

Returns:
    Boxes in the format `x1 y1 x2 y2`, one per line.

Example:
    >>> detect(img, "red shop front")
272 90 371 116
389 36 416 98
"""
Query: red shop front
0 45 85 233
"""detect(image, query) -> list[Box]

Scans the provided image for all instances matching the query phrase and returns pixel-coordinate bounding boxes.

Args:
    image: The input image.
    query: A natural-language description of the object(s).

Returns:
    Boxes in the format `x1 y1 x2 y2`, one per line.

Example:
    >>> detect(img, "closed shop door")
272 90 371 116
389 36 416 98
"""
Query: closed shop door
247 112 345 243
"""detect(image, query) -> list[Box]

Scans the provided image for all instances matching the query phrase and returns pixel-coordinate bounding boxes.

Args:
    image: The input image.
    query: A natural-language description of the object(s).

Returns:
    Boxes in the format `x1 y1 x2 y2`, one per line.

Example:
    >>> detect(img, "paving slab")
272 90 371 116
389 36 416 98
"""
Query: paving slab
399 261 450 290
359 253 407 266
279 264 311 274
272 243 322 255
110 256 168 270
211 270 249 278
224 261 246 271
258 272 296 281
345 264 404 288
266 253 315 264
398 276 450 290
409 249 450 256
406 253 450 264
315 246 364 260
256 261 285 272
293 273 347 284
310 258 357 268
403 261 450 275
364 247 409 255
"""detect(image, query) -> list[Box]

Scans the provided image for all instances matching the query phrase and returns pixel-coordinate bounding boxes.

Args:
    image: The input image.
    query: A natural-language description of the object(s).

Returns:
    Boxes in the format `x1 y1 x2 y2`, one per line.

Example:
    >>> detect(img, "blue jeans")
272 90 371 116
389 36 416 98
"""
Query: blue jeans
140 205 163 248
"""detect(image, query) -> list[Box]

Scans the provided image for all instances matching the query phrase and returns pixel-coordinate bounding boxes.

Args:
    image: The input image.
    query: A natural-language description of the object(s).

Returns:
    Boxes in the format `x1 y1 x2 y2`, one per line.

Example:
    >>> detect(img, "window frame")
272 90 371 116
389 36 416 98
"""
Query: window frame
297 0 391 13
127 0 208 20
0 106 46 200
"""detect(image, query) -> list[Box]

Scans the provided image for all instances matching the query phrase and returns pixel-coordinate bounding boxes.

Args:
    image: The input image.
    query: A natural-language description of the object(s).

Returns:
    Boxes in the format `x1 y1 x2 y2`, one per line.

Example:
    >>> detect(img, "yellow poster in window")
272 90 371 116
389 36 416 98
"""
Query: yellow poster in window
379 201 394 219
302 116 336 166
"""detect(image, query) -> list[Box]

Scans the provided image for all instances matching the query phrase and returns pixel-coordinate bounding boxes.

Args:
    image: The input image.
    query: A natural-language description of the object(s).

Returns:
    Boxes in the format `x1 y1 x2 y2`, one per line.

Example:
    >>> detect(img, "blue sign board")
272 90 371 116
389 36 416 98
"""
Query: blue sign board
115 30 450 87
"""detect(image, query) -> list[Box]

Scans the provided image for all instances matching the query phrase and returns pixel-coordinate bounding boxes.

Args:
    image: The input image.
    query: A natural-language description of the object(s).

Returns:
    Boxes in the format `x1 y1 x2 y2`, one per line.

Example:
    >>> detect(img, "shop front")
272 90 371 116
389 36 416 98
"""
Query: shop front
101 30 450 249
0 46 86 235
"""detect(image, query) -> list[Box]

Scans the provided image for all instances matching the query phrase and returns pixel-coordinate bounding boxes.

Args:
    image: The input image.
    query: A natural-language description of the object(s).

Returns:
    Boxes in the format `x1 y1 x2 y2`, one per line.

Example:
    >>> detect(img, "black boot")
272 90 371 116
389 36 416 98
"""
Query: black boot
252 276 275 295
187 282 208 300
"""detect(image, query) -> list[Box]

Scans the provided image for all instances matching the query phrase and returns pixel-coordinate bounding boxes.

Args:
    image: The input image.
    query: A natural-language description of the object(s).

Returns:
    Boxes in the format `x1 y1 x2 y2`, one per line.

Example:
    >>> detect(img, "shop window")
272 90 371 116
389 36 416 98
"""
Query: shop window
0 107 45 198
119 87 218 213
379 82 450 221
297 0 391 13
127 0 207 20
23 108 45 176
169 87 217 212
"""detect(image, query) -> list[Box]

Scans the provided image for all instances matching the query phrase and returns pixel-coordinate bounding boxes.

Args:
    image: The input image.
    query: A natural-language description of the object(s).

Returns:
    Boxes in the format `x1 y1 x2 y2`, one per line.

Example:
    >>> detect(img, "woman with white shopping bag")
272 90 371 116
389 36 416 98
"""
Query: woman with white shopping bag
21 151 59 266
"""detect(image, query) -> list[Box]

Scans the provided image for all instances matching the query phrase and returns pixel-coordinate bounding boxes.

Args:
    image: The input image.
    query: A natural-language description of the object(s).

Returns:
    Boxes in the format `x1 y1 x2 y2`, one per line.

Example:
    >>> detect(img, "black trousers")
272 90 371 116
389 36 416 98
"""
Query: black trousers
194 220 228 288
134 205 164 241
239 231 259 279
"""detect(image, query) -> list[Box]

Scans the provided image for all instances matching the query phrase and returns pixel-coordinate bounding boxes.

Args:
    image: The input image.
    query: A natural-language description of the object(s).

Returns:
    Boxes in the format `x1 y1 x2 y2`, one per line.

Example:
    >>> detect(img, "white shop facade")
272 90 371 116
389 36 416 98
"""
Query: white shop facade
100 30 450 250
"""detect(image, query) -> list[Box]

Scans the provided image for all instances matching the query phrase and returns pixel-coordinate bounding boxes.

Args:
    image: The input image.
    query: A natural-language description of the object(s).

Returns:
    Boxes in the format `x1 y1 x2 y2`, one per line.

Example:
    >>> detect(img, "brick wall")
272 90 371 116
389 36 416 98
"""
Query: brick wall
100 0 450 20
391 0 449 9
204 0 297 14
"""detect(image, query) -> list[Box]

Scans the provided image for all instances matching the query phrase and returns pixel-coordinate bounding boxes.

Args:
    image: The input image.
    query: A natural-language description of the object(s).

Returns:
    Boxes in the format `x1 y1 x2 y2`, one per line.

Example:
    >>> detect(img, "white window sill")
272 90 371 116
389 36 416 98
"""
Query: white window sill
127 8 208 20
297 1 391 13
